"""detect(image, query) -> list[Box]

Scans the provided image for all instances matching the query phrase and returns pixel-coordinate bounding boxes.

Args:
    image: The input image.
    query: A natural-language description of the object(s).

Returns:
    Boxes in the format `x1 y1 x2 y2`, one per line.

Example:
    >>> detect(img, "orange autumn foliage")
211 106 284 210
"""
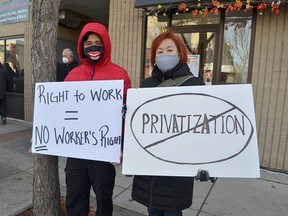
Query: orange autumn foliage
191 9 199 17
271 4 280 15
178 3 187 13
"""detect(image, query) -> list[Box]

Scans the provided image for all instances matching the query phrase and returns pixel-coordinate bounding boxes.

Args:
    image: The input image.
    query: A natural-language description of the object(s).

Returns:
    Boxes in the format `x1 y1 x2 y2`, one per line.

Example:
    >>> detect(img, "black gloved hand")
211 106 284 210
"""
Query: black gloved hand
122 104 127 118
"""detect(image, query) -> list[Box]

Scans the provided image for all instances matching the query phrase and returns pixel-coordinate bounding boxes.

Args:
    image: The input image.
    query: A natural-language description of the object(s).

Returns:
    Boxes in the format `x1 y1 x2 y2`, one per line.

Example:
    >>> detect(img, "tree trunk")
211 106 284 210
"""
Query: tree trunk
31 1 61 215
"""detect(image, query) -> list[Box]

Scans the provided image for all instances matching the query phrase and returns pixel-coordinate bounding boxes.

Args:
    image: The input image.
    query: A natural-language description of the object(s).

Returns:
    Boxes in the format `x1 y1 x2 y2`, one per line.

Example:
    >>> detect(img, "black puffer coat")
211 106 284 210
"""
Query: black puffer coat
132 63 205 211
142 63 204 87
0 63 8 99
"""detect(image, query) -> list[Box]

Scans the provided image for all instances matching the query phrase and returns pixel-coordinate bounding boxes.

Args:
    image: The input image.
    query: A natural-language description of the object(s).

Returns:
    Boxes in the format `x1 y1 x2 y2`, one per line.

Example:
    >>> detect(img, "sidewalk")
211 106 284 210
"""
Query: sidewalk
1 118 288 216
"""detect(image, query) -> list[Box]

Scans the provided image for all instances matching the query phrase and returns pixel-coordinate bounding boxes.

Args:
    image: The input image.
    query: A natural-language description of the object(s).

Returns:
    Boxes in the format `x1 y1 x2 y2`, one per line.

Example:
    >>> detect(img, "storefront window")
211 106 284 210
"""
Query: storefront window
3 38 25 93
143 9 254 84
172 12 220 26
221 11 252 84
144 15 168 78
0 40 4 64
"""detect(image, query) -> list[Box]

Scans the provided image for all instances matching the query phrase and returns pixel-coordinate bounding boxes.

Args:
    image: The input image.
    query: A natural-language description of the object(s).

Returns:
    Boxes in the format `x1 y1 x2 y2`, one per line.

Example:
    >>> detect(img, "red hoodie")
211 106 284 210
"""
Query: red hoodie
65 22 131 97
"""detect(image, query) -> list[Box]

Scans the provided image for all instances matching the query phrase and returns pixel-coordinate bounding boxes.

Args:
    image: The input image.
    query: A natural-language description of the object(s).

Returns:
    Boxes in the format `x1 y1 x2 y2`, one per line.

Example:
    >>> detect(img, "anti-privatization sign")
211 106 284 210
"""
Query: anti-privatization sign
32 80 124 163
122 84 260 178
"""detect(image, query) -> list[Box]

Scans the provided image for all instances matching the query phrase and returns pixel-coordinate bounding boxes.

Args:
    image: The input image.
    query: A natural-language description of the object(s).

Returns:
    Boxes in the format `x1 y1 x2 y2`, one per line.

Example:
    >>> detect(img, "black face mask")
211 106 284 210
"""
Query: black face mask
84 45 104 64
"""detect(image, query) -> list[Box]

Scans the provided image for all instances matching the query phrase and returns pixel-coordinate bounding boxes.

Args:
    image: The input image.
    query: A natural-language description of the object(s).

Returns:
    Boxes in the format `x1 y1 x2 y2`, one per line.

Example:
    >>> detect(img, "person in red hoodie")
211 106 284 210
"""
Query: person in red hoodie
64 22 131 216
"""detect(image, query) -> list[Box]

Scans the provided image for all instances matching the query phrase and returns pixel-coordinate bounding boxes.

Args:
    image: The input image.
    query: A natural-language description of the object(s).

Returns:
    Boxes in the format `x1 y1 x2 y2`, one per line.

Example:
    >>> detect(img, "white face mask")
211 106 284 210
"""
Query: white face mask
155 54 179 73
62 57 69 64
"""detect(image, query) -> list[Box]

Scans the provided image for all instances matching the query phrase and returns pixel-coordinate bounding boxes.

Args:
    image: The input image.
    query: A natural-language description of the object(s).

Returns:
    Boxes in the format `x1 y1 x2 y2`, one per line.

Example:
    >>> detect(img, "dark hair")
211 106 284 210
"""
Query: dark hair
82 32 93 43
150 30 188 67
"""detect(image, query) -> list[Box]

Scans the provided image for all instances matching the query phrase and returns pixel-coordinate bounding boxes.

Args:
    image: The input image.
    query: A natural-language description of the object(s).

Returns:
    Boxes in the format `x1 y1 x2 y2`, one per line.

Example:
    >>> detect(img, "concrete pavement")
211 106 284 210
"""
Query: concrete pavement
0 118 288 216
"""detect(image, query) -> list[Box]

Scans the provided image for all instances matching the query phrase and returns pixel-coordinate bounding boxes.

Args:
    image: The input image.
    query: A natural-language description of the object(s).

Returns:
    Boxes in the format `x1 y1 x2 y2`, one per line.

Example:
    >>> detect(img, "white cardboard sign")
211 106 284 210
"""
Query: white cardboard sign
31 80 124 163
122 84 260 178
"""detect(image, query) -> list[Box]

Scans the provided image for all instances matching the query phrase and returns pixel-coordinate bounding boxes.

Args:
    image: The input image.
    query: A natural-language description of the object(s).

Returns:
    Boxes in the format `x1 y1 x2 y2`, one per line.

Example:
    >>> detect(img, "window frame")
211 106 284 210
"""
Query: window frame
141 8 257 85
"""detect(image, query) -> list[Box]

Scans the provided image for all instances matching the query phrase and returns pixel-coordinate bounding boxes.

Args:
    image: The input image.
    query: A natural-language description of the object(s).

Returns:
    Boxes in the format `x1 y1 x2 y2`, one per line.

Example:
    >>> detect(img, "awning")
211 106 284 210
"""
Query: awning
135 0 276 8
135 0 184 8
135 0 283 16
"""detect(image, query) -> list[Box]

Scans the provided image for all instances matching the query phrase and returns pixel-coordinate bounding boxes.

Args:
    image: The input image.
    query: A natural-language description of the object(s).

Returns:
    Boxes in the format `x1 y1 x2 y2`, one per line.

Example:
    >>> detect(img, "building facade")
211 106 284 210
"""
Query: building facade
0 0 287 172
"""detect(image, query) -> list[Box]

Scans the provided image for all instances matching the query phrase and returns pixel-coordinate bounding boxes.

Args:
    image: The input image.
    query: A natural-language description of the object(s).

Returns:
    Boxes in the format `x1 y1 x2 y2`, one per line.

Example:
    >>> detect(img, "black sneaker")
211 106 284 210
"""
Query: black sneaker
2 118 6 125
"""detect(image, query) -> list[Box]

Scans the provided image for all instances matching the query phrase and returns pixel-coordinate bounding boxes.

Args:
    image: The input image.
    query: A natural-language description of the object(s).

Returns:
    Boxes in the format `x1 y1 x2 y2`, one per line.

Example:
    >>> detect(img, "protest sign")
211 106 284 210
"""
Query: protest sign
122 84 260 178
31 80 123 163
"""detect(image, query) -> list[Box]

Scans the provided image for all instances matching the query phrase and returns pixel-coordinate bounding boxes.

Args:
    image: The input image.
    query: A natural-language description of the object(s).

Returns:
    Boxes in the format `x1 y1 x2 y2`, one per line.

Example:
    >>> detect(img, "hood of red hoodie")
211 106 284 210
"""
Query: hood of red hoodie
77 22 111 68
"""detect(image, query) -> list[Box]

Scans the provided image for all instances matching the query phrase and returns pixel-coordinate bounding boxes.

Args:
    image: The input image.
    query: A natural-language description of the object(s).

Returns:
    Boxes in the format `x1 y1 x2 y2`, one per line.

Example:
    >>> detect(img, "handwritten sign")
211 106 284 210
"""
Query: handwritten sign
122 84 260 178
31 80 124 163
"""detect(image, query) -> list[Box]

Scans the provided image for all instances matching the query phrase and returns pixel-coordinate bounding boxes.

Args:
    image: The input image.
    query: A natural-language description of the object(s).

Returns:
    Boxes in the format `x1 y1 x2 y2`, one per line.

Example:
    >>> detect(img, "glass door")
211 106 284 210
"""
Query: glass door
174 30 218 85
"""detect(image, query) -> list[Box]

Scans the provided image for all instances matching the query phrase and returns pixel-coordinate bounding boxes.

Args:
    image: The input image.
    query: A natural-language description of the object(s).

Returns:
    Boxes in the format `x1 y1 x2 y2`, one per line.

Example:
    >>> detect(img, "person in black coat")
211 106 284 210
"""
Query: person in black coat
0 63 9 124
57 48 79 81
132 30 205 216
4 63 16 92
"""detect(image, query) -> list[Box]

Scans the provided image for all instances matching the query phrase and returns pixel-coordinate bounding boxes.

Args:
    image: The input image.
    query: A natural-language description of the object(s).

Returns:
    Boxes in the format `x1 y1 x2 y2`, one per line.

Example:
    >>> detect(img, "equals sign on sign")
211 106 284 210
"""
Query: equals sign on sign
35 145 48 152
65 110 78 120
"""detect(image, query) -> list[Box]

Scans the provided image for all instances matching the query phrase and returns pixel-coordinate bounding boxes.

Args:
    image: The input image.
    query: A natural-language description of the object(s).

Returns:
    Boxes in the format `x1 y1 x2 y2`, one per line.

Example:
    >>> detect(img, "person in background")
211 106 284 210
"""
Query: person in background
4 63 15 92
131 30 206 216
62 48 79 73
57 48 78 81
0 63 9 125
64 22 131 216
14 69 24 93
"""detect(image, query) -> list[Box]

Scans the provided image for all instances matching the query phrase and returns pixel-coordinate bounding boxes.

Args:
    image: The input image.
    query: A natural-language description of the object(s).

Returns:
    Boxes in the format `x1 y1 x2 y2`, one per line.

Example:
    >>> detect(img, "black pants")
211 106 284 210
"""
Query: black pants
65 158 116 216
0 97 6 119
